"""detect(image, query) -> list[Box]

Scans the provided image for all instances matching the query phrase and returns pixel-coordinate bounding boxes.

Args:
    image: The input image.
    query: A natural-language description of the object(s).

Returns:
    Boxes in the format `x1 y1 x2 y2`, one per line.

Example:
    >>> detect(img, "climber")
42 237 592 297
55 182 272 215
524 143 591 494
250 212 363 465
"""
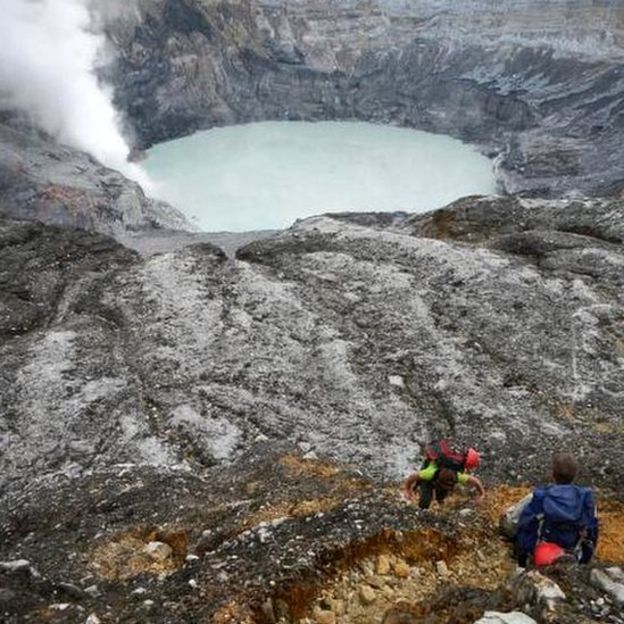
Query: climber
402 439 485 510
515 452 599 567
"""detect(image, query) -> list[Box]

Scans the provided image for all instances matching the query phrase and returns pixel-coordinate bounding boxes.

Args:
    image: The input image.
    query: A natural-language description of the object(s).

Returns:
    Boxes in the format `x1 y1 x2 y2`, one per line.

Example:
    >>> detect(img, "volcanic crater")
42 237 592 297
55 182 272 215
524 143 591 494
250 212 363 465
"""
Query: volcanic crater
1 2 624 623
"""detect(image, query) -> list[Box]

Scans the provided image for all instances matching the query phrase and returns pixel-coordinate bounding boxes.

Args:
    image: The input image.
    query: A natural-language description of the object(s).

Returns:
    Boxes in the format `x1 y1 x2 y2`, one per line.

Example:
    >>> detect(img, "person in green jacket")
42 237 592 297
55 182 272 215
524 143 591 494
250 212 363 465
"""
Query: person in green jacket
403 442 485 509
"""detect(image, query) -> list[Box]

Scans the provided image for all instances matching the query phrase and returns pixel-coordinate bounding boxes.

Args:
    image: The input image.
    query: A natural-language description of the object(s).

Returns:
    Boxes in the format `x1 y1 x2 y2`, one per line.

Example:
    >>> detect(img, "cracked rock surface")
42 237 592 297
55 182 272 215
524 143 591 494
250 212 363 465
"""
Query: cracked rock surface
2 195 623 501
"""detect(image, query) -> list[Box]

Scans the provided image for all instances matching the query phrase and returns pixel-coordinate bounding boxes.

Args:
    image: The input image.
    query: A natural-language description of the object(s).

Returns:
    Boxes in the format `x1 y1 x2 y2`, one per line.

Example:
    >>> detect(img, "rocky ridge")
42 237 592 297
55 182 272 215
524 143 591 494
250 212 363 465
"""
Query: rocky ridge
0 112 192 235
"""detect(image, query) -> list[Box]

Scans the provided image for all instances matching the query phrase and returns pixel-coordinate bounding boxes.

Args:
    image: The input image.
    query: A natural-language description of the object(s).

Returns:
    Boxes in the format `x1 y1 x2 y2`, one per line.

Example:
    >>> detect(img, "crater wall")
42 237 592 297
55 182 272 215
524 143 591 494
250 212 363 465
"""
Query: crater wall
107 0 624 197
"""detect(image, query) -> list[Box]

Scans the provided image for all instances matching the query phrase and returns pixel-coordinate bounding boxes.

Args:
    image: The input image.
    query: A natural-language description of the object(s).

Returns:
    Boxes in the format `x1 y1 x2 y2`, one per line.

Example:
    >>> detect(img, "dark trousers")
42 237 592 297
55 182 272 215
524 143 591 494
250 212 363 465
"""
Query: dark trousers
418 480 451 510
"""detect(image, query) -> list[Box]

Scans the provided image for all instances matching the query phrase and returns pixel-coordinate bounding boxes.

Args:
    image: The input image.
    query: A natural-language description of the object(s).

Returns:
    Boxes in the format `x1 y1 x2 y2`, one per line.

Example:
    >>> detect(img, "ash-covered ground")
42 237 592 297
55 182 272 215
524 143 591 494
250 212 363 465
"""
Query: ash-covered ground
1 197 624 623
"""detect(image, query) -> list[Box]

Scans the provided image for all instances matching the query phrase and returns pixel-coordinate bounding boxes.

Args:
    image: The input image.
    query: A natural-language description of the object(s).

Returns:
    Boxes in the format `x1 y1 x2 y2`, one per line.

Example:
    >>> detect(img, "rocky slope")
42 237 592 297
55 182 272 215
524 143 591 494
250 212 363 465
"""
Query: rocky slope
1 445 624 623
1 198 624 622
0 111 192 235
106 0 624 197
2 197 623 500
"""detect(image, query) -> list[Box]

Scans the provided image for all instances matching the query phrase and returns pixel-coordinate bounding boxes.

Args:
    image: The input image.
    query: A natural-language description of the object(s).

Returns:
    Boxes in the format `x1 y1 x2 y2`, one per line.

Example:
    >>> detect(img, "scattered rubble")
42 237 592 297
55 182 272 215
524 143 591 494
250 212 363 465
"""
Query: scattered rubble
591 567 624 607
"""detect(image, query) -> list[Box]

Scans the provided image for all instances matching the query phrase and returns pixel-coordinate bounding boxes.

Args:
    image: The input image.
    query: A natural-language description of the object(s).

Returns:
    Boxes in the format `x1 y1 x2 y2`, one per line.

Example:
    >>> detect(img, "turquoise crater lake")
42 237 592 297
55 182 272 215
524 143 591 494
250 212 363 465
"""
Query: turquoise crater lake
144 121 497 232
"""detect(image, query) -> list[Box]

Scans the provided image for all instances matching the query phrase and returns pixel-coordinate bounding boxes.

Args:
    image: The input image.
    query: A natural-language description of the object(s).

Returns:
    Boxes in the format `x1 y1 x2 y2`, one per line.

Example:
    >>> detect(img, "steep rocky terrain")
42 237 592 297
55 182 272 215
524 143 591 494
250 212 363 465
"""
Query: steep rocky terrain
1 443 624 624
0 112 192 235
2 1 624 622
1 198 624 622
2 197 623 498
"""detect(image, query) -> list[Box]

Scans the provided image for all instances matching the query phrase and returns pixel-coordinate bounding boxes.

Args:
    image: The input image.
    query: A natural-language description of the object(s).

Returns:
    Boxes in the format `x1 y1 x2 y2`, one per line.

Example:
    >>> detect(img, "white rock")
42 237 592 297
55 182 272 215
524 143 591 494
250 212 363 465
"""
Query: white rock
145 541 173 560
85 614 101 624
84 585 100 598
474 612 538 624
435 560 449 576
0 559 30 572
512 570 565 609
388 375 405 388
606 566 624 583
591 568 624 606
534 577 566 602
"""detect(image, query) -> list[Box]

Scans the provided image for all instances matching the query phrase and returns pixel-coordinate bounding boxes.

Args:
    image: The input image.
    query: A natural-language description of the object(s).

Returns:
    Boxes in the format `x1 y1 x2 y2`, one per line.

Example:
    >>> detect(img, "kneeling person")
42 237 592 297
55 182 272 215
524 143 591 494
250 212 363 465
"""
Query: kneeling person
516 452 598 567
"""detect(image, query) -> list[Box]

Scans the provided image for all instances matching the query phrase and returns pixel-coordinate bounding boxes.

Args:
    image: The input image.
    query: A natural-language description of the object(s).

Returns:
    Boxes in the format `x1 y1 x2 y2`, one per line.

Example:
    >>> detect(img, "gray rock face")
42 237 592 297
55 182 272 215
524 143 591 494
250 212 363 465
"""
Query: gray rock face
106 0 624 196
0 117 621 624
3 0 624 226
591 567 624 606
1 195 623 499
0 113 192 235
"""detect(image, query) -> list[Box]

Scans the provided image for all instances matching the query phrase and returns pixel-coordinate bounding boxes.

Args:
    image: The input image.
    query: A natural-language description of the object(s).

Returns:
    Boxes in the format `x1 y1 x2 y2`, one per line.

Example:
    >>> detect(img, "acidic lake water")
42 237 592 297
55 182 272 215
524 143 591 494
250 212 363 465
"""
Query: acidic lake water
145 121 497 232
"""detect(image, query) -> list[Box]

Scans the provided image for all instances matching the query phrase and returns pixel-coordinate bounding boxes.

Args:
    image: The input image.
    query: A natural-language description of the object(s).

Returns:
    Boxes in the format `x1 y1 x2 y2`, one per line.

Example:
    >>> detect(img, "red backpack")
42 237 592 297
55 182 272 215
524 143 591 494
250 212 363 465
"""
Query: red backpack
423 439 467 473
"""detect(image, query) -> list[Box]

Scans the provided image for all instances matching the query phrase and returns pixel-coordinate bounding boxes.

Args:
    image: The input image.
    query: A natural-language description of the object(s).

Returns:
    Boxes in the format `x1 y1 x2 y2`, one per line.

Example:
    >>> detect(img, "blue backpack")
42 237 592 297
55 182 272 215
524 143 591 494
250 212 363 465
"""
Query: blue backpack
516 484 599 564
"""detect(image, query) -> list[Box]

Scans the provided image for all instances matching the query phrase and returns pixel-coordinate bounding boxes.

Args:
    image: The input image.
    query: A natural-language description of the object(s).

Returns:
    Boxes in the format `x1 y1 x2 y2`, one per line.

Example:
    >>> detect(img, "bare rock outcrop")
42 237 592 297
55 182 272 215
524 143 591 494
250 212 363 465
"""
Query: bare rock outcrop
0 112 192 235
1 195 623 500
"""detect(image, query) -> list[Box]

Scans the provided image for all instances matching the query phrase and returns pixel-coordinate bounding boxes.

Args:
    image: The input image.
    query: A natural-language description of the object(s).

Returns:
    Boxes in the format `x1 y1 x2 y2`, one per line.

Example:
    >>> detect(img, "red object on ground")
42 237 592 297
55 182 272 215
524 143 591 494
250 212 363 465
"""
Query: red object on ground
533 541 567 566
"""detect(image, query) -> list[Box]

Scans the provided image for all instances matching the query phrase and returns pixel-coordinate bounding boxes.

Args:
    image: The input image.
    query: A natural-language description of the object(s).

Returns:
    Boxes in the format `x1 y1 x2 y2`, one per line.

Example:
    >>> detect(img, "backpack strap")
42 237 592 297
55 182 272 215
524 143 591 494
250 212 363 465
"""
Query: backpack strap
536 513 545 542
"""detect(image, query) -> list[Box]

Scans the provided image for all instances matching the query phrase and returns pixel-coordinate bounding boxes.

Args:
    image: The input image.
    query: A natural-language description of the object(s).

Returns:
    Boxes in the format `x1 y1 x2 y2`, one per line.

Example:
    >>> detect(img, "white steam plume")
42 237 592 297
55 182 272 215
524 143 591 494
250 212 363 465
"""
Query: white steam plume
0 0 149 187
